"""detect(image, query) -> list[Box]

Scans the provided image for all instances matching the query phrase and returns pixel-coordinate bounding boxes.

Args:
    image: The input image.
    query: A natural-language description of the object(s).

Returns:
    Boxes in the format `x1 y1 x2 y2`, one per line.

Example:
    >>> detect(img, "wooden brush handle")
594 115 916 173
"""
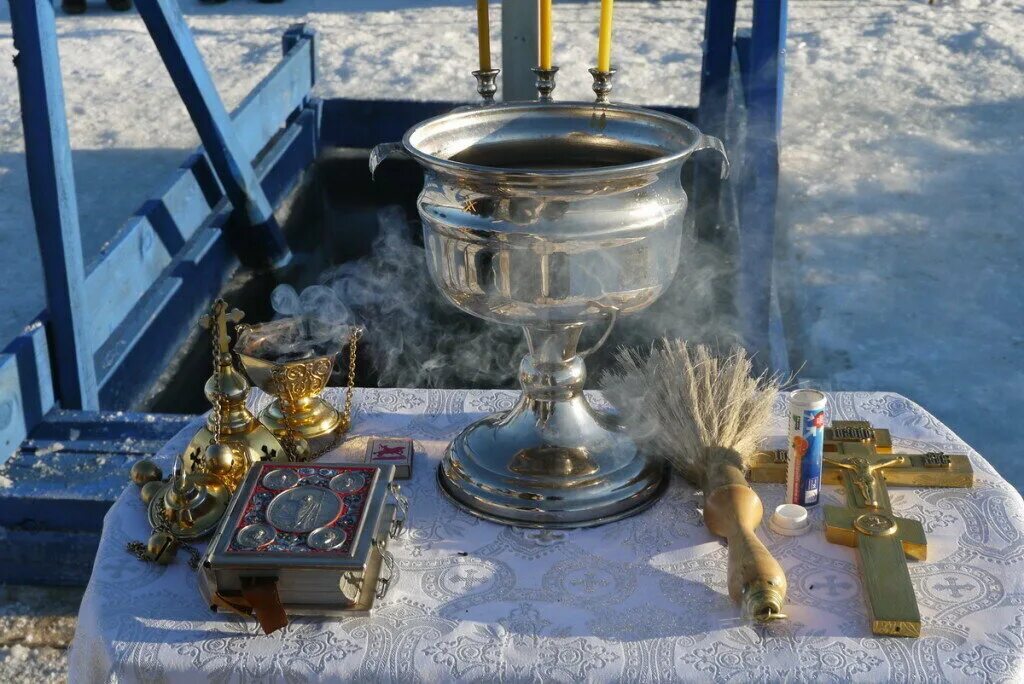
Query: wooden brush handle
703 463 788 618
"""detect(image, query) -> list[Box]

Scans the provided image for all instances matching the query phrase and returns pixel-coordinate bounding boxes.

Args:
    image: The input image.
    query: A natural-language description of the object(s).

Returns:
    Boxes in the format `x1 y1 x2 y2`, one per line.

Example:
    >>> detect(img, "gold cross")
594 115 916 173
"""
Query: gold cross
823 442 928 637
825 420 893 452
747 420 973 488
746 419 975 638
199 298 245 356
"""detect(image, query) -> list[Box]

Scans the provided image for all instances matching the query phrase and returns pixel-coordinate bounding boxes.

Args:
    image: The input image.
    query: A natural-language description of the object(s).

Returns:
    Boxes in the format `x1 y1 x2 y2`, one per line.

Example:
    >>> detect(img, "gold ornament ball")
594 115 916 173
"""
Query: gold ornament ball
146 531 179 565
130 459 163 486
140 480 164 505
285 436 310 462
204 443 237 476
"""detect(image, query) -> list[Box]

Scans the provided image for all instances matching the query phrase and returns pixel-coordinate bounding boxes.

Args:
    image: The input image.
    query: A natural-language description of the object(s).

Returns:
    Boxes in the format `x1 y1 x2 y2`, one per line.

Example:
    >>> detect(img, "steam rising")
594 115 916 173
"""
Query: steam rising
268 205 737 388
272 206 526 387
245 287 358 362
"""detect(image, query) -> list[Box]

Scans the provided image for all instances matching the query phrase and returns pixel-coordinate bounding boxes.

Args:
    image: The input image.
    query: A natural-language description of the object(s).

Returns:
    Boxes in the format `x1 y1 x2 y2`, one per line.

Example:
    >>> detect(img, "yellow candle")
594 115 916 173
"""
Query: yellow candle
540 0 553 70
477 0 492 72
597 0 614 73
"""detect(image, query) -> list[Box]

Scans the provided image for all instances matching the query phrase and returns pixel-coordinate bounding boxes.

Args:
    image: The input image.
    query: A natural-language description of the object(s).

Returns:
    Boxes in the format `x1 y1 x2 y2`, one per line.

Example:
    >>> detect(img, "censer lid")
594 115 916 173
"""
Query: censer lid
402 101 708 183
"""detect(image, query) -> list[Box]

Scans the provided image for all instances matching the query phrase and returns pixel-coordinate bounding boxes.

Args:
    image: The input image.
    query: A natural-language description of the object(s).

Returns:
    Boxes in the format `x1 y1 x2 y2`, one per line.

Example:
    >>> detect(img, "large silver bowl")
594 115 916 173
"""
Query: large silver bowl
372 101 728 528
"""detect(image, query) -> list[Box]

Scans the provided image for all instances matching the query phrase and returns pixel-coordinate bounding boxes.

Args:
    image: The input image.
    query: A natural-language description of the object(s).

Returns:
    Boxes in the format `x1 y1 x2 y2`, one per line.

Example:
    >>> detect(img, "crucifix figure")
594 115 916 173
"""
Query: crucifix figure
828 453 905 509
747 420 974 488
823 442 928 637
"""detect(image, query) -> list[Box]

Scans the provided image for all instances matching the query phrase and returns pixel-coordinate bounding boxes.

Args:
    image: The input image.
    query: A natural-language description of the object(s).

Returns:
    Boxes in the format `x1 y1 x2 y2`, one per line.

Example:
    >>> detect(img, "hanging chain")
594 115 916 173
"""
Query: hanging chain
340 327 363 433
126 523 202 570
279 327 362 462
211 311 225 448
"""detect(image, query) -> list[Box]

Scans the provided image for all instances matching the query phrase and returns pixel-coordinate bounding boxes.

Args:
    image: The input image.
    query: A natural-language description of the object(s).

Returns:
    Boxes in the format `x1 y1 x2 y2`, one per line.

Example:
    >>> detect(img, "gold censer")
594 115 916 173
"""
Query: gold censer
235 319 362 461
181 300 287 484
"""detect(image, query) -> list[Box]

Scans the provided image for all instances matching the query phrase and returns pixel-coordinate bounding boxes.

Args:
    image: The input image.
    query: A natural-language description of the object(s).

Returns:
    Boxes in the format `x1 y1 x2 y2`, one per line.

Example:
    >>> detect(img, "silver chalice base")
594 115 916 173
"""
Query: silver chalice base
438 398 669 528
437 326 669 528
374 101 728 528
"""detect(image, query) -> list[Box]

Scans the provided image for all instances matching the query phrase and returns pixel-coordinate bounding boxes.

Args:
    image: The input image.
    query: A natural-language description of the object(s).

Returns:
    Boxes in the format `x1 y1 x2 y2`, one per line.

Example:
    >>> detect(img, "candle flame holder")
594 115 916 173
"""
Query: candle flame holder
472 68 500 104
589 66 616 104
531 65 559 102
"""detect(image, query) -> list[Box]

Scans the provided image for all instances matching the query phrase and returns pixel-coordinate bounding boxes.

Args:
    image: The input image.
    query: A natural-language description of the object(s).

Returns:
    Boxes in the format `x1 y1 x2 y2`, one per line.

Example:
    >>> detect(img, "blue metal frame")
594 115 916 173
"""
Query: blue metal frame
736 0 789 369
9 0 99 411
134 0 291 269
0 2 788 585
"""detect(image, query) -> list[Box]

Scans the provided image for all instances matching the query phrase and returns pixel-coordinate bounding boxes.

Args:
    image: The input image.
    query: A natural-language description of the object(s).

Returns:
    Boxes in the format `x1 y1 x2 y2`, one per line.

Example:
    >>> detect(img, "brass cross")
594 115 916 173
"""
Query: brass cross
823 442 928 637
827 452 904 509
747 419 975 638
747 420 974 488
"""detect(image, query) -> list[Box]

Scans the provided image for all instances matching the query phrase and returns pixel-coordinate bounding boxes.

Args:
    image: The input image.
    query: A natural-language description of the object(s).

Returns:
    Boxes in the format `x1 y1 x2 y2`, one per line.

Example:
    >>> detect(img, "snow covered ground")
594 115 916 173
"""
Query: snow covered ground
0 1 1022 679
776 0 1024 492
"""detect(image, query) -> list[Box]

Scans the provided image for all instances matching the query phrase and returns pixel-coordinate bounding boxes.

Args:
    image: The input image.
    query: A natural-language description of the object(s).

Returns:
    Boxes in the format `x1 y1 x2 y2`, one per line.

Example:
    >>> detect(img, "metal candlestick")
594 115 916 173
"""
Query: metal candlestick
589 66 616 104
472 68 500 104
531 65 559 102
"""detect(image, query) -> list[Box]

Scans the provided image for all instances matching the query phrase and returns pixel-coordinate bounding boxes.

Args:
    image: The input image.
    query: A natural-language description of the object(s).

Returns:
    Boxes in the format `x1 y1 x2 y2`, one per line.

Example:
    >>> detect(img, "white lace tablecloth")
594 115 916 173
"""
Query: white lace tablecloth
69 389 1024 682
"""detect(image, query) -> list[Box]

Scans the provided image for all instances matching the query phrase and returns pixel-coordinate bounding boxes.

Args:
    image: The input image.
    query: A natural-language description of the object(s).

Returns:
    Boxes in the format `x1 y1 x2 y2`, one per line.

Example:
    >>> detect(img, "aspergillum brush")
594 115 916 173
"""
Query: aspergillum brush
601 340 788 621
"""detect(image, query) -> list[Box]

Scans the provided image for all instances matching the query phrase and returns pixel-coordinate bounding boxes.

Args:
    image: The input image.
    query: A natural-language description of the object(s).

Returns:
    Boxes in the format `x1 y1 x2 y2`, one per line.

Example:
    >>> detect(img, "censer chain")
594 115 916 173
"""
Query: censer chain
126 523 203 570
340 326 362 434
285 327 362 462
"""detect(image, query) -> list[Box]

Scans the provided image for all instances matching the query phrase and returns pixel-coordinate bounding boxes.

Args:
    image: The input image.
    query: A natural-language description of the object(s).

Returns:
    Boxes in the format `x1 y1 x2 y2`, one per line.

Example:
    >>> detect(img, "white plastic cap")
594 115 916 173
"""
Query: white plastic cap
790 389 827 411
768 503 811 536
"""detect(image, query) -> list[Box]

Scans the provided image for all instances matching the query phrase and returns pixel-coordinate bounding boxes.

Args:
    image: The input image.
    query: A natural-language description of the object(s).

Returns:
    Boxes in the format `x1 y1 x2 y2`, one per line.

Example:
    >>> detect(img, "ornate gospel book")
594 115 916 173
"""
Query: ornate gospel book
199 463 406 633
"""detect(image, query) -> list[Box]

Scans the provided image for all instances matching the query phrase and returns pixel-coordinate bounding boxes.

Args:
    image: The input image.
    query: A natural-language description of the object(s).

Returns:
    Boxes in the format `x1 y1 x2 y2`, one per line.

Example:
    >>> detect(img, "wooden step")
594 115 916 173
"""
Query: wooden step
0 410 194 585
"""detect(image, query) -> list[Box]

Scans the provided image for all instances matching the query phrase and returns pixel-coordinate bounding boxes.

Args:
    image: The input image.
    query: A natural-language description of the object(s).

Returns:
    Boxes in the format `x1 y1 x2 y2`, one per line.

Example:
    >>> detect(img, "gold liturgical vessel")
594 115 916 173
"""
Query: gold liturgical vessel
235 319 362 461
181 300 287 483
146 462 231 541
128 459 231 565
127 299 292 565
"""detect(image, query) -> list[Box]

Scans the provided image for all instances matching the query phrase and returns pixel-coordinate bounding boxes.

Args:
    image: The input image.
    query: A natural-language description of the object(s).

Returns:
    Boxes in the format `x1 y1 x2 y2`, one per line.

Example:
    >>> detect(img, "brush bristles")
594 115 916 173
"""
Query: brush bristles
600 340 782 486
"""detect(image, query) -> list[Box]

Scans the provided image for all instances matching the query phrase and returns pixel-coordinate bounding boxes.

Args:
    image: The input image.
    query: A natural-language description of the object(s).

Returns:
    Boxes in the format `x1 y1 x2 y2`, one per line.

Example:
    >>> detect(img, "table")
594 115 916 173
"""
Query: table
69 389 1024 682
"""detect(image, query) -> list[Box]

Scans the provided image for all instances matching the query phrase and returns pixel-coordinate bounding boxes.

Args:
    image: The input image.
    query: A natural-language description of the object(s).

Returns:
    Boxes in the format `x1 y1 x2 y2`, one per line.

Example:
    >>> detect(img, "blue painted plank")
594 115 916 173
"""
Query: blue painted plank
233 37 314 162
80 34 315 357
9 0 98 410
283 23 316 89
694 0 737 242
96 234 225 408
94 277 185 395
0 529 101 586
97 102 320 407
736 0 788 364
698 0 738 138
134 0 290 267
0 450 135 511
149 161 219 247
84 217 173 356
28 409 192 443
257 105 319 208
746 0 787 139
0 326 55 463
0 409 193 585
